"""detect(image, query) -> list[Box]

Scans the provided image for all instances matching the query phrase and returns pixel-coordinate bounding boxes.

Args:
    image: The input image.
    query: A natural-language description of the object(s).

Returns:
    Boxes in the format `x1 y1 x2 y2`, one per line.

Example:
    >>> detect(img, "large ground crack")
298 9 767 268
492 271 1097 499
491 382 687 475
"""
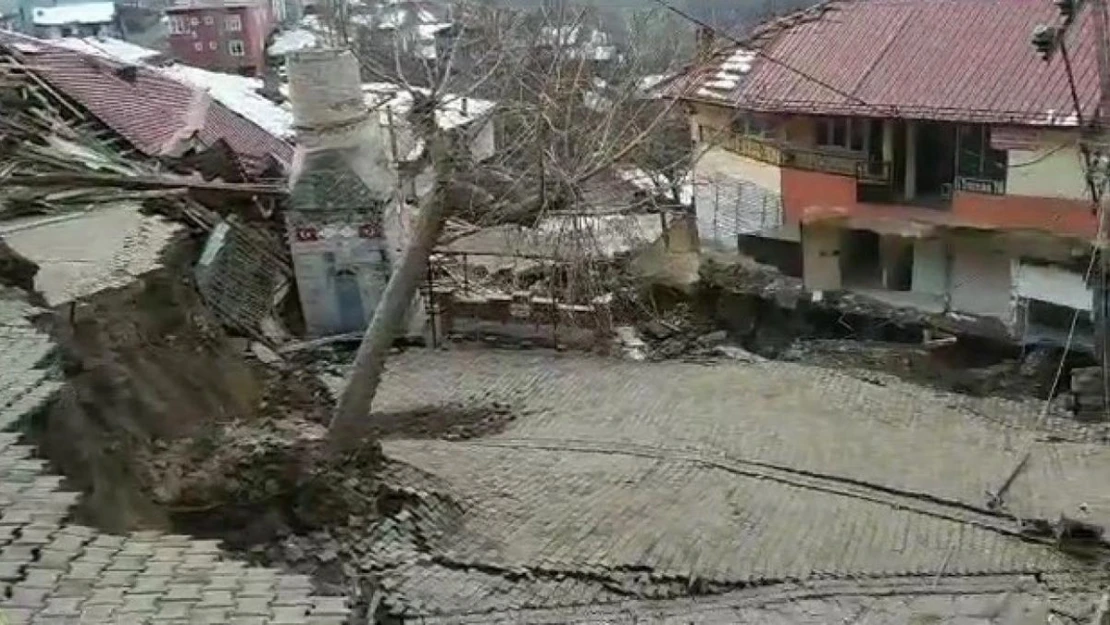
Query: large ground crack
457 436 1109 555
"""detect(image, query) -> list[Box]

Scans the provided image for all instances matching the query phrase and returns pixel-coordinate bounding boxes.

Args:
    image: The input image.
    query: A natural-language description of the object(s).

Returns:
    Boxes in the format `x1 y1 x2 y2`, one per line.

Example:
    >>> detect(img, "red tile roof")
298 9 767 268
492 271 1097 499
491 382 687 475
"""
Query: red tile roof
1 33 292 177
679 0 1101 126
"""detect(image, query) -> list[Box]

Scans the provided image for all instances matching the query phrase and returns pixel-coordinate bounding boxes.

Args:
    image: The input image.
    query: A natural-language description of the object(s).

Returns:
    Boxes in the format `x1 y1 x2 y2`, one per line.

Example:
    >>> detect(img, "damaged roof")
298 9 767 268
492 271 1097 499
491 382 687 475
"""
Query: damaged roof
0 33 293 177
676 0 1100 126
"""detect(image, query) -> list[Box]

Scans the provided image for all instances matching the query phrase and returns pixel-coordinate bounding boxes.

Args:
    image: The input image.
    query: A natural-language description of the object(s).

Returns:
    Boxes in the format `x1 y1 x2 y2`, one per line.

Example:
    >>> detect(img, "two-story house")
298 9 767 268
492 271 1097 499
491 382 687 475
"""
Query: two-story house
166 0 273 75
671 0 1103 350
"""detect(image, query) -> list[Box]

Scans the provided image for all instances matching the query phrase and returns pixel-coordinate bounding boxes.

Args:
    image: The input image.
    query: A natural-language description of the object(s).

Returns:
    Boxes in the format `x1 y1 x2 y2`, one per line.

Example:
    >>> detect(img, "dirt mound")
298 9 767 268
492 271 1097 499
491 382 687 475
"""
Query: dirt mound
369 403 515 440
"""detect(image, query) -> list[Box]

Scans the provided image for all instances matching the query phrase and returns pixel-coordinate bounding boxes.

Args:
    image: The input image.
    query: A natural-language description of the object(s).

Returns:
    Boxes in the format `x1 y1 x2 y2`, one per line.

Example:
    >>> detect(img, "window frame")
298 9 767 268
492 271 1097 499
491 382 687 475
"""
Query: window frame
228 39 246 56
169 15 189 35
814 116 868 153
957 124 1007 181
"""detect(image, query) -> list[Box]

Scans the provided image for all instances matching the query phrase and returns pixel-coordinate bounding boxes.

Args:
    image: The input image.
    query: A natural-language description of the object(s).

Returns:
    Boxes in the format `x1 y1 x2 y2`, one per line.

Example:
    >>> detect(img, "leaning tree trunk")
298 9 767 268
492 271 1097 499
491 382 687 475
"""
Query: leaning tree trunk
328 116 451 450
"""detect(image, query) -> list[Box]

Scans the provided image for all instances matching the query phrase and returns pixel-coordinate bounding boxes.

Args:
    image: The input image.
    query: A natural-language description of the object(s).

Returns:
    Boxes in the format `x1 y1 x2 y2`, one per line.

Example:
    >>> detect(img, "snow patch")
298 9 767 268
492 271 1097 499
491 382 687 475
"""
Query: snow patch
54 37 161 64
162 64 294 139
33 2 115 25
268 28 317 56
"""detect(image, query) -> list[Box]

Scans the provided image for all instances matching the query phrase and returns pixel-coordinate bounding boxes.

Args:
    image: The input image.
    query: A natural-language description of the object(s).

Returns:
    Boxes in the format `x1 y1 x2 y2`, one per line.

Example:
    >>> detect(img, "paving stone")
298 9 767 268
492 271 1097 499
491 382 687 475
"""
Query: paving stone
78 604 118 621
141 561 178 577
76 547 118 565
271 605 310 624
1 606 36 625
65 563 107 581
201 576 241 592
197 590 235 608
118 594 159 615
0 560 25 581
239 582 274 598
130 576 173 595
51 580 95 598
40 597 83 617
234 596 271 616
151 600 194 621
187 607 230 624
22 570 60 589
106 556 149 572
162 583 203 602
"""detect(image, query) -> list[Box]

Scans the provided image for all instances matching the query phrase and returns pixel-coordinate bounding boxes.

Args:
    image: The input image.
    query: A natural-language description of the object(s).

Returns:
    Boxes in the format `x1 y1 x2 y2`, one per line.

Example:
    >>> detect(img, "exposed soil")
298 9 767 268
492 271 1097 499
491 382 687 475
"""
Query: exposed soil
26 238 264 532
621 257 1094 402
364 404 515 440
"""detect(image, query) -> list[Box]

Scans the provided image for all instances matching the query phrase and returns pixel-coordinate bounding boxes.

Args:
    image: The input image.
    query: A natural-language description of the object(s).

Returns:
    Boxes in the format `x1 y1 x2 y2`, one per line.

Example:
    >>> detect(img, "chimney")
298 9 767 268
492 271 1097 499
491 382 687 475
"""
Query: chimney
696 25 716 62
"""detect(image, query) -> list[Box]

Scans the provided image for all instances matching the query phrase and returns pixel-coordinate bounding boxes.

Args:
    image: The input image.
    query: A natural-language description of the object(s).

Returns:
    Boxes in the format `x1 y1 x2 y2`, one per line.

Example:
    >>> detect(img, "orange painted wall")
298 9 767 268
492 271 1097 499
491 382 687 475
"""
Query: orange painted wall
780 168 1096 240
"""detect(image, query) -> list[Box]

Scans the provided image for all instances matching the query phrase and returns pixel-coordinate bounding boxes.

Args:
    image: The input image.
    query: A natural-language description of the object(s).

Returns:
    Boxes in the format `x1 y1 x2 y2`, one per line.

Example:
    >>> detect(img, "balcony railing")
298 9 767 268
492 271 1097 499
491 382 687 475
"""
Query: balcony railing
719 134 786 166
719 133 889 183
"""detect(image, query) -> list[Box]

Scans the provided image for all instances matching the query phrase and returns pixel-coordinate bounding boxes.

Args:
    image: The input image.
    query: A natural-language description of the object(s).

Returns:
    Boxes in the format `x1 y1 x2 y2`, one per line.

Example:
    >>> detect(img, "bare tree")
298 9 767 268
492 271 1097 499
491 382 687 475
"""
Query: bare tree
327 0 695 444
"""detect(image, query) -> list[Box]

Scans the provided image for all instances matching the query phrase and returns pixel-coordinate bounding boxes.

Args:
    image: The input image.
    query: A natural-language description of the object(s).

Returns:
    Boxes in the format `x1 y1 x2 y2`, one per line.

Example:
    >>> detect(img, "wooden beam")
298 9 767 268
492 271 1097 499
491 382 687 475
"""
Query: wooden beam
6 173 288 196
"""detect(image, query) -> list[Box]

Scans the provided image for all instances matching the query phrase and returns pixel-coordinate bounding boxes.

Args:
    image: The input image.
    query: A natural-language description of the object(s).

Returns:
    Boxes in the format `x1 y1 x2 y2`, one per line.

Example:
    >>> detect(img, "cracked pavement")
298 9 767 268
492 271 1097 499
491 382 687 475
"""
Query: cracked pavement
1 290 350 625
348 348 1110 622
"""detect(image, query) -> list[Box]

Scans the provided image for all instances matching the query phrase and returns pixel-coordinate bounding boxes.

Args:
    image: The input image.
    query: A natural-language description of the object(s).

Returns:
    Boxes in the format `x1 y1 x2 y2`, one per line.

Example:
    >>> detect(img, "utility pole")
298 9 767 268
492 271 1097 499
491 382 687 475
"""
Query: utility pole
1092 0 1110 417
1034 0 1110 416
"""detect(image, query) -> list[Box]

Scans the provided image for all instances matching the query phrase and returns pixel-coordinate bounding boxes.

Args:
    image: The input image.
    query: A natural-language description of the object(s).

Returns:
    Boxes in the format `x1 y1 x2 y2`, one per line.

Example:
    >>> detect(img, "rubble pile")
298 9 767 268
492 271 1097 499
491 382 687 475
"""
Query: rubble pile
1062 366 1110 423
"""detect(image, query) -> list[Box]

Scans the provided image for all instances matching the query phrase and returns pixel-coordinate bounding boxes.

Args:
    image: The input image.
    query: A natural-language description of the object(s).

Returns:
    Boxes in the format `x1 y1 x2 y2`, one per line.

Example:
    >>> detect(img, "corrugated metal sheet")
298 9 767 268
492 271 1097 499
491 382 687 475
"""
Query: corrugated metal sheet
683 0 1100 125
0 33 292 177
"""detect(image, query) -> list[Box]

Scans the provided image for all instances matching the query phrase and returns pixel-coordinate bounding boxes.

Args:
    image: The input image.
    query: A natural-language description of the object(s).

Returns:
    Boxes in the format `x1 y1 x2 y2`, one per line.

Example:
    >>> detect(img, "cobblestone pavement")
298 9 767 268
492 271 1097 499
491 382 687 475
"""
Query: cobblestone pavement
371 349 1110 533
1 290 350 625
345 348 1110 621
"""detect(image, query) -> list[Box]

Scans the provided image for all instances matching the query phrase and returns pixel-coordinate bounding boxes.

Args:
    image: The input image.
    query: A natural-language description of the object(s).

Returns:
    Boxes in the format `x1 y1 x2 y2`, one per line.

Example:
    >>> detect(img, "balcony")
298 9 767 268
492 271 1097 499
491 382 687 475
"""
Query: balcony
719 133 888 183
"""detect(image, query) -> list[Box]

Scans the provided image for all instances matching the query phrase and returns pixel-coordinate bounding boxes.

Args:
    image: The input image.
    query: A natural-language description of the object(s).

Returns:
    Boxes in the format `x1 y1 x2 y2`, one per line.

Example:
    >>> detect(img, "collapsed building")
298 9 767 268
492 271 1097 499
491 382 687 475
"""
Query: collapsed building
670 0 1101 352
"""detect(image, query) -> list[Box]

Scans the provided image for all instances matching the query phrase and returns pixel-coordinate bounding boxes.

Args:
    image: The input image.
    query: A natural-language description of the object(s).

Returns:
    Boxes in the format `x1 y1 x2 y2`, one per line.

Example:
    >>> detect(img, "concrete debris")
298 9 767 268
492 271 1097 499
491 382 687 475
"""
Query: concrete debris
1063 367 1109 423
701 258 1013 342
249 341 284 366
0 238 39 294
711 344 765 362
614 325 647 361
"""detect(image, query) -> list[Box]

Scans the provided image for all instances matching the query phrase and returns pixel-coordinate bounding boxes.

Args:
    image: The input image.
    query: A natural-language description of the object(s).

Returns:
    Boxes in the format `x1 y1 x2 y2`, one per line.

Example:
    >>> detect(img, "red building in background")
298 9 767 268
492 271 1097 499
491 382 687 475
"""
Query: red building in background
166 0 273 76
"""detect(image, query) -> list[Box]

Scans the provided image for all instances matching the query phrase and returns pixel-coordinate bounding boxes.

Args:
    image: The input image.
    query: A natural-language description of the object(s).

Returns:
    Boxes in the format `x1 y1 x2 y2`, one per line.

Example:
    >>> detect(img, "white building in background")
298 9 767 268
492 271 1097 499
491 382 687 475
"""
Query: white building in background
32 2 118 39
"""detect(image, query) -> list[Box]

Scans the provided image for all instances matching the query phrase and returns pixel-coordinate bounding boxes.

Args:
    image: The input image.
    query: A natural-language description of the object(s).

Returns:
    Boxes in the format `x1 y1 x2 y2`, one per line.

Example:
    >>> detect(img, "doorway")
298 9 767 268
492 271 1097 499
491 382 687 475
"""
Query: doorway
914 122 957 205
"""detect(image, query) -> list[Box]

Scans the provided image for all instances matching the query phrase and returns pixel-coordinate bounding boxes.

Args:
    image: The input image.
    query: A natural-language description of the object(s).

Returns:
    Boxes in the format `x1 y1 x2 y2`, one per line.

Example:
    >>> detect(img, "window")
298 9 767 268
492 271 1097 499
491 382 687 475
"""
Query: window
203 15 213 25
190 17 199 25
225 14 242 31
193 41 203 51
957 125 1007 180
169 16 188 34
209 40 217 50
730 114 776 138
228 40 245 56
815 117 867 152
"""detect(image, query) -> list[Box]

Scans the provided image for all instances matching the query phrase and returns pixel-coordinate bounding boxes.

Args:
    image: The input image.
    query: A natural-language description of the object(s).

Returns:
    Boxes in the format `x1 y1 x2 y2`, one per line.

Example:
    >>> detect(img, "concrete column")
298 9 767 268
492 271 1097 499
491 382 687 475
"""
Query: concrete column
912 238 947 296
879 235 900 290
802 225 842 291
904 121 917 200
881 119 895 163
